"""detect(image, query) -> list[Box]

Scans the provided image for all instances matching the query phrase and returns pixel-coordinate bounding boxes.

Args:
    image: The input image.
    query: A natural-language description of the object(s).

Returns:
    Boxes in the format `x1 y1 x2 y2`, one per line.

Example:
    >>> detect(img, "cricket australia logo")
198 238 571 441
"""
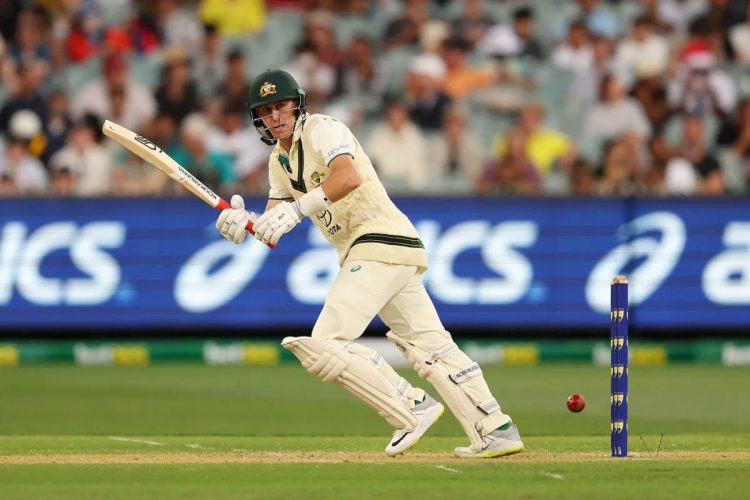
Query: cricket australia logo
259 81 277 97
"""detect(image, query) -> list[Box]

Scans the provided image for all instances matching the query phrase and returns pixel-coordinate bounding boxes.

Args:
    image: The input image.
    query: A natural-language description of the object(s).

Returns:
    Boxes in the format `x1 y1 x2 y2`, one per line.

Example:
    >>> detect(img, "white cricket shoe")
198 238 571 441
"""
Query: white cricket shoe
385 394 444 456
453 423 525 458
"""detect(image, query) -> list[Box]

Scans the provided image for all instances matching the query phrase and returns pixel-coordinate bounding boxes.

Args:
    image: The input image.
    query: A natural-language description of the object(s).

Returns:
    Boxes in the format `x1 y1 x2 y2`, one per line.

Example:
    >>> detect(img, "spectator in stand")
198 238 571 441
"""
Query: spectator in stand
155 46 200 124
193 24 228 100
404 53 451 132
64 14 98 64
171 112 235 193
217 48 252 105
595 135 643 196
510 6 544 60
729 4 750 63
383 0 431 51
634 0 673 35
637 0 708 35
664 115 724 195
551 20 594 75
668 17 737 117
302 10 345 76
569 158 596 195
333 35 383 105
0 35 9 86
631 79 671 133
366 98 428 193
49 165 76 197
4 107 48 166
0 2 23 43
557 0 620 40
206 97 272 188
49 114 113 197
0 135 48 196
152 0 203 54
477 129 541 196
492 103 576 191
199 0 267 36
44 89 71 160
452 0 496 48
620 14 672 130
71 53 156 131
478 6 543 61
615 15 670 85
425 104 485 193
572 35 622 106
284 40 336 108
0 60 48 140
580 73 651 162
717 99 750 160
440 36 500 100
129 9 161 55
642 134 674 195
717 99 750 193
702 0 748 42
6 8 51 73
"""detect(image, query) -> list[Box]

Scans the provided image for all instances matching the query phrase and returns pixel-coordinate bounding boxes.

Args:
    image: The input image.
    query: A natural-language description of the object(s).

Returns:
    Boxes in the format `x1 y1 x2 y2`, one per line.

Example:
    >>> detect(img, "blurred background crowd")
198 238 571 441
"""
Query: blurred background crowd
0 0 748 198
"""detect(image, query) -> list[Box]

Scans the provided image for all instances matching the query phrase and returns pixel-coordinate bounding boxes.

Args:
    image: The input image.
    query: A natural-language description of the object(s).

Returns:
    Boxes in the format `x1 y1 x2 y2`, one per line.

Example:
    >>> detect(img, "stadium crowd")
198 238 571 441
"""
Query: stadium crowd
0 0 748 198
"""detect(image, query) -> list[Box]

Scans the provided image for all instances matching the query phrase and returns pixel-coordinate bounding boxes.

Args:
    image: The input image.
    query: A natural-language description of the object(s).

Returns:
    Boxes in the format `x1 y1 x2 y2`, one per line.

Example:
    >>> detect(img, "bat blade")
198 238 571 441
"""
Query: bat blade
102 120 271 247
102 120 223 208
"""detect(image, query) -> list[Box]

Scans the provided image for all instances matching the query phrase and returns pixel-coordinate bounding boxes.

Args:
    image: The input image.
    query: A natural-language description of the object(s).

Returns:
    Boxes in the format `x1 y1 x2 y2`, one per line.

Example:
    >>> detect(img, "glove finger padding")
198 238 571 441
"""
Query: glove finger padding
227 210 250 244
269 221 291 245
216 194 253 244
230 194 245 209
216 208 232 231
231 211 257 244
254 202 302 245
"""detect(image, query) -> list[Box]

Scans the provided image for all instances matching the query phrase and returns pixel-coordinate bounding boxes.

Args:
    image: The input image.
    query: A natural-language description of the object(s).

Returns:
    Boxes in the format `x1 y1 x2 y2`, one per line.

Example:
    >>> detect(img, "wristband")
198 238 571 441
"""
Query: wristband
295 186 331 217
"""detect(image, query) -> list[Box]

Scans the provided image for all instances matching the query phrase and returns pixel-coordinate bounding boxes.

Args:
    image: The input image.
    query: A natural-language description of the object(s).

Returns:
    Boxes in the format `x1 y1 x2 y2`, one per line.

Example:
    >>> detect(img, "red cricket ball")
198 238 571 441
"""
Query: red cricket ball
567 393 586 413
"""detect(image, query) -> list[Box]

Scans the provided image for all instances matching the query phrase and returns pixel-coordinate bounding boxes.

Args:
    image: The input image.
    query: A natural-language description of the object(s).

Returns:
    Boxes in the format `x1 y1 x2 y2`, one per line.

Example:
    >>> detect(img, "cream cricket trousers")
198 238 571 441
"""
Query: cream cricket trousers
311 259 511 446
311 259 449 347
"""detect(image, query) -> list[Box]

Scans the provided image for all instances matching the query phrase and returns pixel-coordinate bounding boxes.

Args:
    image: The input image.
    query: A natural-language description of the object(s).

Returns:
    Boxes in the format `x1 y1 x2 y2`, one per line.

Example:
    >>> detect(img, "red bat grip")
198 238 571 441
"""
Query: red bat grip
216 197 275 249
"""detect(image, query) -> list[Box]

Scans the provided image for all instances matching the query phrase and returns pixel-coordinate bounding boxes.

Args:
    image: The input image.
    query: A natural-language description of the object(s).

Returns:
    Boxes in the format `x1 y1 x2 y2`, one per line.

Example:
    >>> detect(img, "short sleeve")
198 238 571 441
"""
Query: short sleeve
308 117 356 166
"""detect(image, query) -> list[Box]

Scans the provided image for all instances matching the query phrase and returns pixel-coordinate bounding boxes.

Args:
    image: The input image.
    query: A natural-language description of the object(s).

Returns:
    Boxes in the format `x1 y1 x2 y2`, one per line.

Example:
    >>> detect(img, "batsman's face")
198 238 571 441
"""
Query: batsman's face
256 99 298 140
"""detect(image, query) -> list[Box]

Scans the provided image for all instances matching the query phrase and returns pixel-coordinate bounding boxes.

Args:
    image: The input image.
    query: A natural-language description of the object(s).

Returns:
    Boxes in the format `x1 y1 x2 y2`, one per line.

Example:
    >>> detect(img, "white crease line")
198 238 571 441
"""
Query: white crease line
185 443 203 449
434 465 461 473
541 472 564 480
109 436 164 446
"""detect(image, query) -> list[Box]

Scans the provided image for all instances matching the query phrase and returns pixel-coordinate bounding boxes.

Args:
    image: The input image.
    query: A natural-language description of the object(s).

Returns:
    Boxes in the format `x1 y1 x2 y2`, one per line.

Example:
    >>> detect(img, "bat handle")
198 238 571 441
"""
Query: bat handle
216 198 275 249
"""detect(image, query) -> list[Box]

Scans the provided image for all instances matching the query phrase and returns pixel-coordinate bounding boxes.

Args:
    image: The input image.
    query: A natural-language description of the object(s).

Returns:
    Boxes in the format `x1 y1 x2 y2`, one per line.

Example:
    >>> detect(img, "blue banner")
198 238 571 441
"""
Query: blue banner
1 198 748 330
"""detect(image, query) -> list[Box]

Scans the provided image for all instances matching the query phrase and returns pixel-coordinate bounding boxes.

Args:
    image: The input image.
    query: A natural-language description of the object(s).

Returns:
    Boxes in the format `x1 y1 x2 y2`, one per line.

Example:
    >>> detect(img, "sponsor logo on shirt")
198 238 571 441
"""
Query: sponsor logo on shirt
326 144 349 159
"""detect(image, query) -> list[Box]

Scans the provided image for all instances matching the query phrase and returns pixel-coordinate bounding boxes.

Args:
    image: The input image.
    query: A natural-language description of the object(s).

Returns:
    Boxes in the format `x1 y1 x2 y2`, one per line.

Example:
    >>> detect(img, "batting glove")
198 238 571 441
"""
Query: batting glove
216 195 257 244
253 201 303 246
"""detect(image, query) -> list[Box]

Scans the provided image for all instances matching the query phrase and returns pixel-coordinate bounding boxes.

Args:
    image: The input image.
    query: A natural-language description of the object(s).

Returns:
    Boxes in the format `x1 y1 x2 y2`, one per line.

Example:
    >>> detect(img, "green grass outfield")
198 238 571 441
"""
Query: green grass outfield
0 365 748 499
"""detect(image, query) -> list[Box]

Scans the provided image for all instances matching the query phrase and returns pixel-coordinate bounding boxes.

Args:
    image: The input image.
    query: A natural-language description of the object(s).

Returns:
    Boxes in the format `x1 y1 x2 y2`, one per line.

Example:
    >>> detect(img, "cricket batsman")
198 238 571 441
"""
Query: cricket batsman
216 69 524 458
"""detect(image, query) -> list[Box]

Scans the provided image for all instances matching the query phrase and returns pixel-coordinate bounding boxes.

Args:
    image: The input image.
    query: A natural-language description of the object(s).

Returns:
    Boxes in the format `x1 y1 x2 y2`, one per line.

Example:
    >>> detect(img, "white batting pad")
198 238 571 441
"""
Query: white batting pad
282 336 419 430
387 331 510 450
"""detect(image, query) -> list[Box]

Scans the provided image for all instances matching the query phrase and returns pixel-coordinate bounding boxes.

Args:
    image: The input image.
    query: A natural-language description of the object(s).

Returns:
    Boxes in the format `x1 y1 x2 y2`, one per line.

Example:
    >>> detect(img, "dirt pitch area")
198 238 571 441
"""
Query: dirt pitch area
1 450 748 465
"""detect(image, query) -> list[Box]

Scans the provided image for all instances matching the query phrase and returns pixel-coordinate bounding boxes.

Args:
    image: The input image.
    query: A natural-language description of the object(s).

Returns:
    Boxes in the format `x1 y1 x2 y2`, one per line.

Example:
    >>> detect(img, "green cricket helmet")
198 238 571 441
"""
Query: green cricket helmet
246 69 307 145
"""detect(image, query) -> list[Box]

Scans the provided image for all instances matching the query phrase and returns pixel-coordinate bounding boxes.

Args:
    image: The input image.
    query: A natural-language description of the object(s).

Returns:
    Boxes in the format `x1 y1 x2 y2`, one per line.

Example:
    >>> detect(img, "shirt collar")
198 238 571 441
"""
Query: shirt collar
292 113 308 143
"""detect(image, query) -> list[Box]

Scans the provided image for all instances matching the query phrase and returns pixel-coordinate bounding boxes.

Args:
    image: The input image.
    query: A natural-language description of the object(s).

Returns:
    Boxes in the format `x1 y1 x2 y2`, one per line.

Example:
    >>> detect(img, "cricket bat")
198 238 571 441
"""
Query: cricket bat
102 120 272 248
